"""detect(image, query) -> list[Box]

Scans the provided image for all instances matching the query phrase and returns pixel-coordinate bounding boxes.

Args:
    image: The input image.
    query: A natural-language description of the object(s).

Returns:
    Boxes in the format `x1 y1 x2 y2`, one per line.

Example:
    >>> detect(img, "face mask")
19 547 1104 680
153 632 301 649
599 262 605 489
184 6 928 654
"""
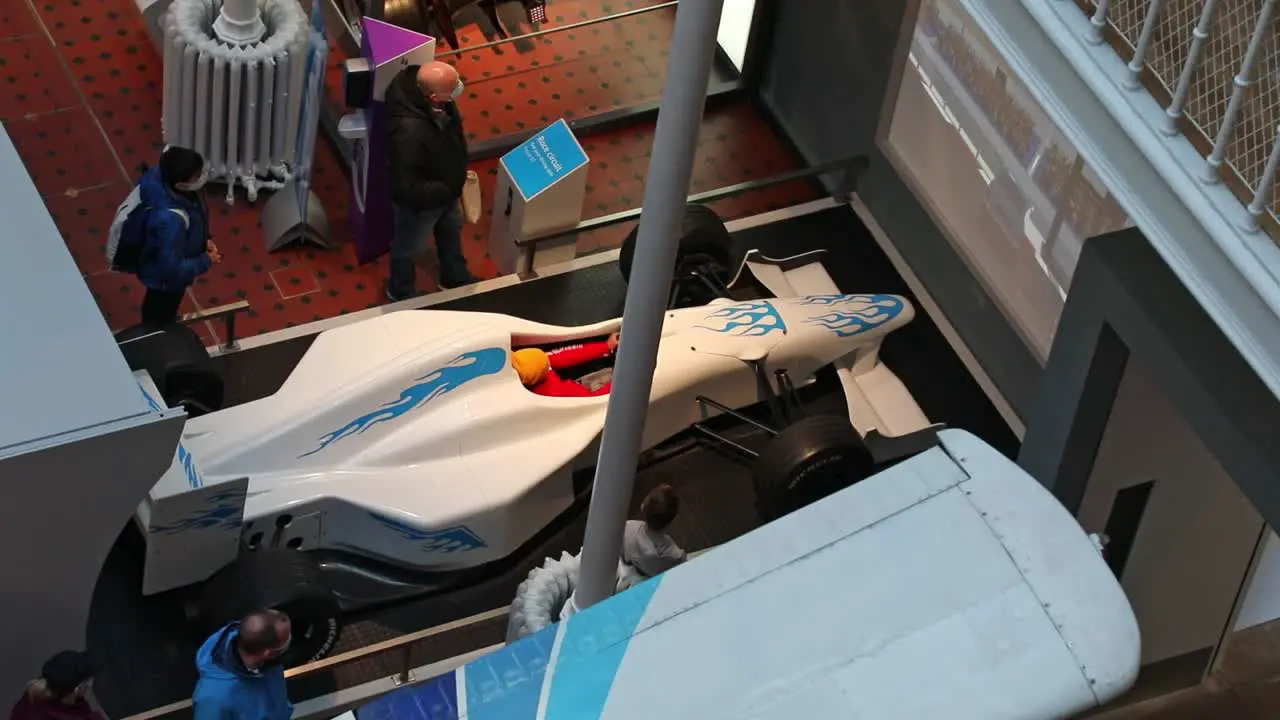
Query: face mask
450 81 463 101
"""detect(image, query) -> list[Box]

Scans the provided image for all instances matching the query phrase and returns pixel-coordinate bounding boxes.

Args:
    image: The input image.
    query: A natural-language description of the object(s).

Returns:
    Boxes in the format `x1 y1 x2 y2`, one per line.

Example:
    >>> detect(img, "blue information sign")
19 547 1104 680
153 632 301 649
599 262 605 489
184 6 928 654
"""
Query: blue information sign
501 119 589 200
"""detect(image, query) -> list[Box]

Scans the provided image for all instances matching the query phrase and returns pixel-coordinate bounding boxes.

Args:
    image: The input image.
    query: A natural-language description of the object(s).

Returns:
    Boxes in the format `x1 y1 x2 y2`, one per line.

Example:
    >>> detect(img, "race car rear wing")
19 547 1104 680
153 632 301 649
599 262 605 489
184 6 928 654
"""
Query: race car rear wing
728 248 841 297
134 371 247 595
733 249 943 464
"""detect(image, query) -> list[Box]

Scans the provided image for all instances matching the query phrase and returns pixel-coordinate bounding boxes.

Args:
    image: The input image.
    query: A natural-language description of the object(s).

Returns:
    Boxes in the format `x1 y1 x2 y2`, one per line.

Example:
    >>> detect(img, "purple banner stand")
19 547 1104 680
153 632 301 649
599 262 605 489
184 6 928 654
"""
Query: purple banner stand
350 18 435 265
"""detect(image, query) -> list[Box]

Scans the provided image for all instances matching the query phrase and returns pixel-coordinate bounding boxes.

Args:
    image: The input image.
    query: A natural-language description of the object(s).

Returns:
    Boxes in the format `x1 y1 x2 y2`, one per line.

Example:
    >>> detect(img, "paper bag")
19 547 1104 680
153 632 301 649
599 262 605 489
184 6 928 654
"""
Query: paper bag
460 170 482 224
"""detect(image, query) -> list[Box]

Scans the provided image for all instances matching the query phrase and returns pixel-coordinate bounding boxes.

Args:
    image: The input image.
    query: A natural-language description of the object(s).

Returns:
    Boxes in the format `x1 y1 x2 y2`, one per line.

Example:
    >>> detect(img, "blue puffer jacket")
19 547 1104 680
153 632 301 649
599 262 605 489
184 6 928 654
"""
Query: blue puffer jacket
192 623 293 720
135 166 212 292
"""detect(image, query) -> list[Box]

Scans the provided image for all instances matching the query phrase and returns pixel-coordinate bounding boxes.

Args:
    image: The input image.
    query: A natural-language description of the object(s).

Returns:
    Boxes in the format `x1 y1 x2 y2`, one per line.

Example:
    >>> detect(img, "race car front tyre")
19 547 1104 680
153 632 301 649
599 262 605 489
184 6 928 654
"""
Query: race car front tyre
115 322 225 417
196 550 342 667
750 414 875 522
619 203 734 307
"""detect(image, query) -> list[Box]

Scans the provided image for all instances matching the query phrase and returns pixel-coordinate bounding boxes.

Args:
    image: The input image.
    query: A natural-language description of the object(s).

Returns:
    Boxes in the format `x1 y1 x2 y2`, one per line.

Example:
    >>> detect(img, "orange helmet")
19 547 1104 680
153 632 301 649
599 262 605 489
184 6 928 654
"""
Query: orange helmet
511 348 551 386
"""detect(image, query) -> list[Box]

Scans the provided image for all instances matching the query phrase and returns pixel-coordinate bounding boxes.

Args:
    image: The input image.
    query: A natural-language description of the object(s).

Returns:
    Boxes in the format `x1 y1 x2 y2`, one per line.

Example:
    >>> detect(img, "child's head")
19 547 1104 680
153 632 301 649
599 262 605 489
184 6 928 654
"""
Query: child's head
640 484 680 531
159 145 207 191
512 348 550 386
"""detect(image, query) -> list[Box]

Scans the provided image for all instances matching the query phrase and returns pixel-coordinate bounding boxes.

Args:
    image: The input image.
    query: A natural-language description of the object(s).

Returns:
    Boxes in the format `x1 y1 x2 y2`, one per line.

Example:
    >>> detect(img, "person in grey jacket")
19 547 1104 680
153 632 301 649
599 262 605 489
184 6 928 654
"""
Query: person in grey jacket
621 484 688 579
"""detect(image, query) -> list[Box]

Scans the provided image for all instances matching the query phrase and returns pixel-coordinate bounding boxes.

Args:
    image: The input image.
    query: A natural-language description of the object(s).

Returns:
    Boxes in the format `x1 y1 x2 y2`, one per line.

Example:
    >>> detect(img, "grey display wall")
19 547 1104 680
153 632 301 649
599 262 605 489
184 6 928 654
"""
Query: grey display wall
756 0 1042 420
1020 227 1280 533
0 123 187 700
1015 226 1280 687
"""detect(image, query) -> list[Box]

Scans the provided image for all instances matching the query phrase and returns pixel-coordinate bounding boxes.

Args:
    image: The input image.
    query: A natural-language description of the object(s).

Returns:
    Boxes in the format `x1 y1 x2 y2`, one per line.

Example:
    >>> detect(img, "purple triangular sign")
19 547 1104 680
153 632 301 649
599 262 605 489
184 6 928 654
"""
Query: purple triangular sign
361 17 433 68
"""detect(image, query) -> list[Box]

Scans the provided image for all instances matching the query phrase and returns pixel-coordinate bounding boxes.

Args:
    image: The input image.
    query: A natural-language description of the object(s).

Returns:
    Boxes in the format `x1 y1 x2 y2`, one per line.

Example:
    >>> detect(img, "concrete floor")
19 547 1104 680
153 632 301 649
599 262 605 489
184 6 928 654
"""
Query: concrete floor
1093 620 1280 718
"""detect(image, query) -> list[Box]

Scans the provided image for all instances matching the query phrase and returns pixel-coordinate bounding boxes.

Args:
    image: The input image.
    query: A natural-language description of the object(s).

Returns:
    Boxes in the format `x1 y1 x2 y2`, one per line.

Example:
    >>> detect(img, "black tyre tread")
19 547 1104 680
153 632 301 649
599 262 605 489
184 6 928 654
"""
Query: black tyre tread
200 550 341 665
117 323 225 414
751 414 874 518
618 203 733 282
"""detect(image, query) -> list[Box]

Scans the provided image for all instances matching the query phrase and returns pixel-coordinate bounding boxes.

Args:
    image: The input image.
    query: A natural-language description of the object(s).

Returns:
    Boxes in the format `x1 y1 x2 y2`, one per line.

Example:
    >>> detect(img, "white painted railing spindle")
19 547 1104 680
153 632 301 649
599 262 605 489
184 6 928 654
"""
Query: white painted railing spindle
1162 0 1221 135
1204 0 1277 184
1126 0 1165 89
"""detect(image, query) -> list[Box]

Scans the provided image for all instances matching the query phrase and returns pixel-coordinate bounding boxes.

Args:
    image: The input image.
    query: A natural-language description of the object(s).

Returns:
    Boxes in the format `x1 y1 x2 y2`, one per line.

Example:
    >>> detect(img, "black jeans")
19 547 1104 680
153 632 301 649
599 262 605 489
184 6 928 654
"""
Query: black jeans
141 288 184 327
389 202 470 299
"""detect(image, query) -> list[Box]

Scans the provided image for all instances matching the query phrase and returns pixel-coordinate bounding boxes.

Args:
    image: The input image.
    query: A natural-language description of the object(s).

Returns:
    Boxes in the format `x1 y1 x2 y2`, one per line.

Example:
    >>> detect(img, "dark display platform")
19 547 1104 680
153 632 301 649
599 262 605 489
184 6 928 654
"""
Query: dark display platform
91 204 1019 717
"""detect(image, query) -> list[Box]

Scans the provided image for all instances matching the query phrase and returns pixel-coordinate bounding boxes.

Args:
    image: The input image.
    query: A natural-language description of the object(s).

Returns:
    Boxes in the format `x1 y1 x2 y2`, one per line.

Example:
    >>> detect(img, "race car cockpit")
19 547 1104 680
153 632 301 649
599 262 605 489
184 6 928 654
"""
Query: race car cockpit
511 332 620 397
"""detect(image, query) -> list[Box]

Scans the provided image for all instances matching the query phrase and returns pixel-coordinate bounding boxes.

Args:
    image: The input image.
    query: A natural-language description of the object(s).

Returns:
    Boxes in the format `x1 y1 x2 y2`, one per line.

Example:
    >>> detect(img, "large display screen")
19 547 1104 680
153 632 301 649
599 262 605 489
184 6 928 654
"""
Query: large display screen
881 0 1130 360
717 0 756 73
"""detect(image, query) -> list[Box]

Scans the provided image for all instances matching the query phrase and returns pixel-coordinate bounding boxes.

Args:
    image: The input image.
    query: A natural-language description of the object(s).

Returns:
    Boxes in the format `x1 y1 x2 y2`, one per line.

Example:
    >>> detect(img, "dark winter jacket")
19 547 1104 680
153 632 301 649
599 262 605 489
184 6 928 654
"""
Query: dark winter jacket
8 695 104 720
384 66 469 212
135 166 212 292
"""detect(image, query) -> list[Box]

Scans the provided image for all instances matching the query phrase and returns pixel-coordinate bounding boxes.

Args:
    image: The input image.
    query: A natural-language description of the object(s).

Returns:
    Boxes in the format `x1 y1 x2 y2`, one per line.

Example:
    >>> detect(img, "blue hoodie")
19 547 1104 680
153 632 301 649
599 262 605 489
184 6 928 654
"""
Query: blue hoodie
135 166 211 293
192 623 293 720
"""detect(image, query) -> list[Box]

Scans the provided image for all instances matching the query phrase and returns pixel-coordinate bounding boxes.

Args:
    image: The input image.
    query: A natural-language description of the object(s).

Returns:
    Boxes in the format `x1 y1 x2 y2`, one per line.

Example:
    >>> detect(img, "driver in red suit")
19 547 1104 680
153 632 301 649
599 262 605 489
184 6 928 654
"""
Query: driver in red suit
512 333 619 397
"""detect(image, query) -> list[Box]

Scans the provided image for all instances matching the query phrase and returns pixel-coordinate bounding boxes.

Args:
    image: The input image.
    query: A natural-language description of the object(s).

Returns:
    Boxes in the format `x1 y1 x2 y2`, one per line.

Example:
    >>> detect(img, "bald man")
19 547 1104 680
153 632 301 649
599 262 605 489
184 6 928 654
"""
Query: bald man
192 610 294 720
383 61 478 300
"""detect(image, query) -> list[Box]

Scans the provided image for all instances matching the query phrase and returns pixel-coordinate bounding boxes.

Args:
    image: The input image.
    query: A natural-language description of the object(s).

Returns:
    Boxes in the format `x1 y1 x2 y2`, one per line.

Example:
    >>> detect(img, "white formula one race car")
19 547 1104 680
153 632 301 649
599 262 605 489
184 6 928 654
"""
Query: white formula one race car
123 241 941 664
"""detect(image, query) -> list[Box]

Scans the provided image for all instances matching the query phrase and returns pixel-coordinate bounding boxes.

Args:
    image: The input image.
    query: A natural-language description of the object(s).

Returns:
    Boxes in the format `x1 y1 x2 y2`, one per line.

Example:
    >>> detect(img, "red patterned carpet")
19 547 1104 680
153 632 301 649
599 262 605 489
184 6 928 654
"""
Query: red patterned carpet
4 0 815 344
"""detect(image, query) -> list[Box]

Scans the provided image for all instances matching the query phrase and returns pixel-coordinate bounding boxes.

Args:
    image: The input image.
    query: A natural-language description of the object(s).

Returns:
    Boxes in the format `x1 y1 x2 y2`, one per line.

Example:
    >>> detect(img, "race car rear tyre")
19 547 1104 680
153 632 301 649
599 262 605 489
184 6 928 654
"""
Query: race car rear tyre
619 203 734 307
115 322 225 417
751 414 875 522
196 550 342 667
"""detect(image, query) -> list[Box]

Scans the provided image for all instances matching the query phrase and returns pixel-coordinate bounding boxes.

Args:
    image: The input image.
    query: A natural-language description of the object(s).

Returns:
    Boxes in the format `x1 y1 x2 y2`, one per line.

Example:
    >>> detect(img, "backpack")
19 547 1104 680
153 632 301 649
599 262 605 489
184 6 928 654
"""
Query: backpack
107 185 189 273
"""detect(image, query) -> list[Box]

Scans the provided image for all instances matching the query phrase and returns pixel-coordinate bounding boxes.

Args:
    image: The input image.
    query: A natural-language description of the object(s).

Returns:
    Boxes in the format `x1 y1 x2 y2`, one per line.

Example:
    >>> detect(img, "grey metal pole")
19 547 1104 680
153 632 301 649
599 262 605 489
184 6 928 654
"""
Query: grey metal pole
568 0 726 613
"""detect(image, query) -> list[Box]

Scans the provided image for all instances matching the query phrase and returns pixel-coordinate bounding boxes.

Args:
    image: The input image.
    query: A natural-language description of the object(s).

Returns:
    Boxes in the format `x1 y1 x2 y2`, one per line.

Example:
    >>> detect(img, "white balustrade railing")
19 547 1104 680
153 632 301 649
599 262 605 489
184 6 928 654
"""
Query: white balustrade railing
1071 0 1280 233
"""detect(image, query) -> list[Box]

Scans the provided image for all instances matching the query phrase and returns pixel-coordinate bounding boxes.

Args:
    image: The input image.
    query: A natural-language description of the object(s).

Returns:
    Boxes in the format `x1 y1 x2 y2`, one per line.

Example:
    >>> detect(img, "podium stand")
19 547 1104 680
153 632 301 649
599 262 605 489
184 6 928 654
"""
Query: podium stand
490 119 590 275
344 18 436 264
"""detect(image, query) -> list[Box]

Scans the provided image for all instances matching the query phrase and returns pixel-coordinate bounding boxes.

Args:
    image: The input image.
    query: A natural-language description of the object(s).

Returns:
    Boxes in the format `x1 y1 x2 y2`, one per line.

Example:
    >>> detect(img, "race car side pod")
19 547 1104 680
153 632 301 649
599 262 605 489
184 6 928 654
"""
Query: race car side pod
569 0 729 614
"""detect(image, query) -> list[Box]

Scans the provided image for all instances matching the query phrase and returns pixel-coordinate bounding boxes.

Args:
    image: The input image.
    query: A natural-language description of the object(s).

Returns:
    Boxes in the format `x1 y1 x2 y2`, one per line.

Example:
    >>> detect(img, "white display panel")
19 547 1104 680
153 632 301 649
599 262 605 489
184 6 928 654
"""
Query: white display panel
717 0 755 73
881 0 1131 361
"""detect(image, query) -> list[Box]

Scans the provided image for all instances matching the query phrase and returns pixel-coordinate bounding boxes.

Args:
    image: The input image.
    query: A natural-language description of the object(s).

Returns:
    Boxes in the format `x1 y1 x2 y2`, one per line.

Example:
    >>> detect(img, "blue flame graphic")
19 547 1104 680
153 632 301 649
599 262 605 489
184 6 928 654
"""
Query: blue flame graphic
151 489 246 535
370 512 487 554
300 348 507 458
697 301 787 337
796 294 891 307
804 295 905 337
138 383 203 488
176 444 201 489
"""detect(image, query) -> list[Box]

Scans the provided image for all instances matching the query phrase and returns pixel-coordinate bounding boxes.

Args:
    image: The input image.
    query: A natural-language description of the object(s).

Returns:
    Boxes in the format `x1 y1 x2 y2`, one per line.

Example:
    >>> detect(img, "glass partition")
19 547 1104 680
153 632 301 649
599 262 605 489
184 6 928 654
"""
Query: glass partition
880 0 1132 361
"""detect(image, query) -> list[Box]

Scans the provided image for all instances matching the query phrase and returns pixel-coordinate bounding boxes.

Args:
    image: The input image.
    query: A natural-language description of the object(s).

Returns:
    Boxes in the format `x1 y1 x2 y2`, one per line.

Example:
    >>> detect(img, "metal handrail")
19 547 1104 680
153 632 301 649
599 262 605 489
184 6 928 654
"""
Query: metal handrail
514 155 869 278
182 300 251 352
336 0 676 58
435 1 679 59
118 606 509 720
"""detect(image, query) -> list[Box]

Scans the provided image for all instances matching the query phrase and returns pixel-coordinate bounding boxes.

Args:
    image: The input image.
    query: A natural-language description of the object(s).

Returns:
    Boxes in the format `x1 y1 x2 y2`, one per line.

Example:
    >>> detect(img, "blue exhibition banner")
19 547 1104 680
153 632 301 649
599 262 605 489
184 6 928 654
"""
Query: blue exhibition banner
292 0 329 214
501 118 588 201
